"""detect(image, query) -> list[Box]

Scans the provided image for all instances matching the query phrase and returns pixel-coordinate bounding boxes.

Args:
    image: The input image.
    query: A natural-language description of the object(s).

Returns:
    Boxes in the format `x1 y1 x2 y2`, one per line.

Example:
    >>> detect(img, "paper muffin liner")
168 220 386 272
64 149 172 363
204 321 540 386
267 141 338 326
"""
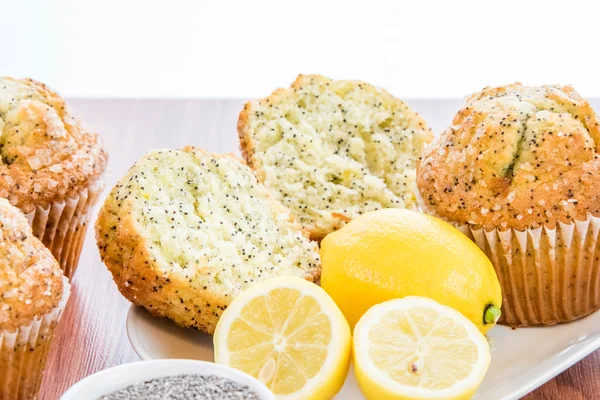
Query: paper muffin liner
455 215 600 327
25 179 104 279
0 276 71 400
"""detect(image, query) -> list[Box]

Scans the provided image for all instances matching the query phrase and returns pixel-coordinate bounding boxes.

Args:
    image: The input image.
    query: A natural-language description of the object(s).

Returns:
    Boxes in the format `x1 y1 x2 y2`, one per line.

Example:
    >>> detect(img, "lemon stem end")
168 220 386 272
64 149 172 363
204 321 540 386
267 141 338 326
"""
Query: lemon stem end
484 305 501 325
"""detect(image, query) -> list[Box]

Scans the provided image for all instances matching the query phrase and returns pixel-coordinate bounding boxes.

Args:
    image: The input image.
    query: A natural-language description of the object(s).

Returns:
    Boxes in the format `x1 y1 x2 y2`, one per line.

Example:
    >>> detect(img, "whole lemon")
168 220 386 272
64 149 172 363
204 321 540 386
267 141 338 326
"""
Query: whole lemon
320 208 502 334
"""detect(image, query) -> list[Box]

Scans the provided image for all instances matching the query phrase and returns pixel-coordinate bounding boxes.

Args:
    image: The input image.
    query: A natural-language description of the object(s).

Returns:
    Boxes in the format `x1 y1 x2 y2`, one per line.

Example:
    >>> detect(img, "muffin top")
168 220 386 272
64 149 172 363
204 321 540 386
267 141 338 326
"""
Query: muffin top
0 198 63 331
417 83 600 231
0 77 107 213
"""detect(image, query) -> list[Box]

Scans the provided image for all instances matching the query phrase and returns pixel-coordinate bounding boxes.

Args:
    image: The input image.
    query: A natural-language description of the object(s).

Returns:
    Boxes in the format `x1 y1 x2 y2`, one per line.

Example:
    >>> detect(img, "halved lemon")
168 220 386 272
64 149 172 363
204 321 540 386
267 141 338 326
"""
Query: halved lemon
353 297 491 400
213 277 351 399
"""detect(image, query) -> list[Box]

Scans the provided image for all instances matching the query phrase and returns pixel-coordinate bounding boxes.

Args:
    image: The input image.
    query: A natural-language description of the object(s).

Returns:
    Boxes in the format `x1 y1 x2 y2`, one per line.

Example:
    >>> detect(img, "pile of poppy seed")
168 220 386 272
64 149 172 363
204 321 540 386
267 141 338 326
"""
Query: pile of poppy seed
100 374 260 400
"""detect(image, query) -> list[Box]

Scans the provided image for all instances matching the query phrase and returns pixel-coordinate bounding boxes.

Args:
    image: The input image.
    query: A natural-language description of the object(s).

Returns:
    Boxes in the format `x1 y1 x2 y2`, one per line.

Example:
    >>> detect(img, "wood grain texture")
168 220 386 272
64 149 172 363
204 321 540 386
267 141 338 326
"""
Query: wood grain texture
37 99 599 400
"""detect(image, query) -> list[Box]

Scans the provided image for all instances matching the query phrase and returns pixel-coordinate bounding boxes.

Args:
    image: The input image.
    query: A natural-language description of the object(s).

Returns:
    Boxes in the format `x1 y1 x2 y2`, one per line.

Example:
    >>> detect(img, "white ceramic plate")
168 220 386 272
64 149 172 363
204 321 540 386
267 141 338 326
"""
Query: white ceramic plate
127 305 600 399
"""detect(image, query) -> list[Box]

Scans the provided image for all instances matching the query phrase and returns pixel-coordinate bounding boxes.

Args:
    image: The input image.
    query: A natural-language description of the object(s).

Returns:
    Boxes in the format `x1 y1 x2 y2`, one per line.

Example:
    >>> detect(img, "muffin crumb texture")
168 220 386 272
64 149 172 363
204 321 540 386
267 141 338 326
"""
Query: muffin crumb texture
96 147 320 334
418 83 600 230
239 74 433 239
0 198 63 332
0 77 107 212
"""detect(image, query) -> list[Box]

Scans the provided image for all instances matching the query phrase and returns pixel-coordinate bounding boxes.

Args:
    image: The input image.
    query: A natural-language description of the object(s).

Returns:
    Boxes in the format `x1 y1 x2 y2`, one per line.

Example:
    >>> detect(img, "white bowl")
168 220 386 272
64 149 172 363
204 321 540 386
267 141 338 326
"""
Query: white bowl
60 359 275 399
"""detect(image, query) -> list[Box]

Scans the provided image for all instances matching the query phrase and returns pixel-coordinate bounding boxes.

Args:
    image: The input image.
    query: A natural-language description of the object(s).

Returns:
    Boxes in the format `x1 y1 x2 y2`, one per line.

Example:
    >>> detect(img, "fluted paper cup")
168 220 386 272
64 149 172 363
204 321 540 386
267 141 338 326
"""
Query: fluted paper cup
25 179 103 278
0 276 71 400
456 215 600 327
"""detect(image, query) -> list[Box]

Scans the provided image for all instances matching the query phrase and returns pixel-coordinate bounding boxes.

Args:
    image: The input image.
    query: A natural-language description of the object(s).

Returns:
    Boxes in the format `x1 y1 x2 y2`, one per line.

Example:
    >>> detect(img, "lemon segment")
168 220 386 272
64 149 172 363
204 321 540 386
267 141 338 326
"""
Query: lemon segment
214 277 351 400
353 297 491 400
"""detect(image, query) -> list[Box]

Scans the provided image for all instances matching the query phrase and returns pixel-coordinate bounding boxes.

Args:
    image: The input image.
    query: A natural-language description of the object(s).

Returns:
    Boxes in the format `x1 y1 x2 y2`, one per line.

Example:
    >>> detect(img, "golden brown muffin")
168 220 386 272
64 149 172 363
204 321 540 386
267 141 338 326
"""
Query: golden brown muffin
417 83 600 327
239 75 433 240
0 77 107 212
0 77 108 277
0 197 69 400
96 147 320 334
418 83 600 231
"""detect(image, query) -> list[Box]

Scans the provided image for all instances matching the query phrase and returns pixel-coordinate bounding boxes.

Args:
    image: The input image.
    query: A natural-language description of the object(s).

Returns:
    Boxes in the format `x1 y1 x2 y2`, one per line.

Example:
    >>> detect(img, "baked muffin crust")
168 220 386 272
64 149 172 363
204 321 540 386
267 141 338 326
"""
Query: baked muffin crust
417 83 600 230
0 198 63 332
0 77 107 213
96 147 320 334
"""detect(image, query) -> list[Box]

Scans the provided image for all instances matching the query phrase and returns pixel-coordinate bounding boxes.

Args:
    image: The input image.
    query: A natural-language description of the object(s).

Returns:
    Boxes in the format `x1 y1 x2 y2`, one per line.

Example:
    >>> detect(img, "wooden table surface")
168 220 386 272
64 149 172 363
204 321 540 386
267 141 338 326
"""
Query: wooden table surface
38 99 599 400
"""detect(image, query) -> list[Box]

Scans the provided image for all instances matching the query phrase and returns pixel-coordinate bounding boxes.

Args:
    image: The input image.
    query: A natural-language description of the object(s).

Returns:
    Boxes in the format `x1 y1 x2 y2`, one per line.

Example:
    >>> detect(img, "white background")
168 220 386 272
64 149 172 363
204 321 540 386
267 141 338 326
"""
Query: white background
2 0 600 99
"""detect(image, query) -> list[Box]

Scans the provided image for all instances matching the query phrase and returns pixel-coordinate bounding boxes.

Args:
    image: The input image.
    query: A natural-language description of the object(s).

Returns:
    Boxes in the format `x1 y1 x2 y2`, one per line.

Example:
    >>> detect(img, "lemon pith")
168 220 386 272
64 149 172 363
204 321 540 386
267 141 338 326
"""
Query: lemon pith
213 277 351 400
353 297 491 400
320 208 502 334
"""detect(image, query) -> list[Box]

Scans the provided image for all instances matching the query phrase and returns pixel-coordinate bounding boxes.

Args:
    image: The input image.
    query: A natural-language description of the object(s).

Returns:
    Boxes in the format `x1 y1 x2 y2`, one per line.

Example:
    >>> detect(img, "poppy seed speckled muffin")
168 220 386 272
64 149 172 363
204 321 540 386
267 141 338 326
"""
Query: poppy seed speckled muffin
96 147 320 334
417 83 600 327
238 75 433 240
0 77 108 277
0 198 70 400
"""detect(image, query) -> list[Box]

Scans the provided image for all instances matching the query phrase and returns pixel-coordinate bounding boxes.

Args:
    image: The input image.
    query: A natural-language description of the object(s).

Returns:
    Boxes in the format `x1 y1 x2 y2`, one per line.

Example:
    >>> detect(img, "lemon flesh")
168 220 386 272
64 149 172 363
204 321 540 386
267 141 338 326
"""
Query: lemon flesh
214 277 351 400
354 297 491 400
320 208 502 334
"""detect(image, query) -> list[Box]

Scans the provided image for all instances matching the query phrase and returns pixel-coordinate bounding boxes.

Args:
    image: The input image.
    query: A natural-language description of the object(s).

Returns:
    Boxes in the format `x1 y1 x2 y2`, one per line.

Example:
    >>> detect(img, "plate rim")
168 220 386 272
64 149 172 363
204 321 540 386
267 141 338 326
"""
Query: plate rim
127 304 173 361
499 333 600 399
126 304 600 400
